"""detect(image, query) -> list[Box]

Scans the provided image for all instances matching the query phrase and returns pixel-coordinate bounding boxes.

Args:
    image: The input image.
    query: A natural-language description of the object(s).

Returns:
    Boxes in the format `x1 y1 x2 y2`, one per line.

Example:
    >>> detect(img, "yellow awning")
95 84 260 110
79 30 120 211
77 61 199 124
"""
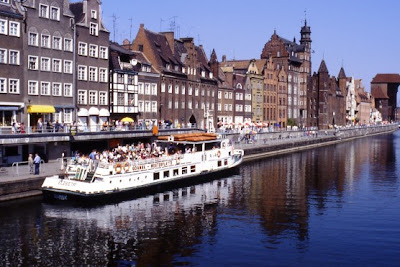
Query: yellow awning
27 105 56 113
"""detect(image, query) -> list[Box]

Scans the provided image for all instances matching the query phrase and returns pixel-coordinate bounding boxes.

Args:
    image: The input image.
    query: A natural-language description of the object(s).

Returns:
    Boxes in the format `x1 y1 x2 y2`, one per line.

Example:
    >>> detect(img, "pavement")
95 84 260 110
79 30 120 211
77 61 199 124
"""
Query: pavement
0 160 65 183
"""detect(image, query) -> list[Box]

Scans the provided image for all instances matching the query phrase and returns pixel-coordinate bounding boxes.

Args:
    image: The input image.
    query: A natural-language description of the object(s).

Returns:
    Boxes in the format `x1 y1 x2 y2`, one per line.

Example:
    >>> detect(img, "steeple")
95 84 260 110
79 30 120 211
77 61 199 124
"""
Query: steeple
338 67 346 79
318 59 328 73
300 19 311 49
210 49 218 64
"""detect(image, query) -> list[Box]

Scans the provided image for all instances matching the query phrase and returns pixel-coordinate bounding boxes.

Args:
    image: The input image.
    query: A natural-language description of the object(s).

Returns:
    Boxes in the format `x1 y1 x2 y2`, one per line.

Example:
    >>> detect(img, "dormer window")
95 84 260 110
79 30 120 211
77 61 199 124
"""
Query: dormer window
182 67 185 73
201 70 205 77
91 10 97 20
166 63 170 70
209 72 213 79
277 51 280 57
175 65 179 71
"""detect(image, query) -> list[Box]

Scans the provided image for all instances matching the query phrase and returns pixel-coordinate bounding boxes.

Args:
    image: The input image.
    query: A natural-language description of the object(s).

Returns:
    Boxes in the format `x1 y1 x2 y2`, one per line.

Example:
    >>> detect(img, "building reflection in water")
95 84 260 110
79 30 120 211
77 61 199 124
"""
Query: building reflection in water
0 133 398 265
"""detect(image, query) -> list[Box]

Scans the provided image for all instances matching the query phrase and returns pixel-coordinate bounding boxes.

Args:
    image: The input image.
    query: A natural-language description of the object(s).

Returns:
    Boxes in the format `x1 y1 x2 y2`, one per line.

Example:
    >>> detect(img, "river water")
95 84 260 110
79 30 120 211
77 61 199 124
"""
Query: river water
1 131 400 266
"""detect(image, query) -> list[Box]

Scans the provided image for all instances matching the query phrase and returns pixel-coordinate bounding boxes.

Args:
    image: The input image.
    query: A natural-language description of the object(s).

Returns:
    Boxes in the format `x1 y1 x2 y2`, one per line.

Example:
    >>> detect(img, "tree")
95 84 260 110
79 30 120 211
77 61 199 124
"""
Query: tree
287 118 297 126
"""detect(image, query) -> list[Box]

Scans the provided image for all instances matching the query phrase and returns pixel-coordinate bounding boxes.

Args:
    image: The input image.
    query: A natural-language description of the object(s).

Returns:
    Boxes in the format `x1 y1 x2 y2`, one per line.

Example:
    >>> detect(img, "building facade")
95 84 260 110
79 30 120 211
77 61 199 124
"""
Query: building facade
0 0 24 127
127 24 218 129
70 0 110 131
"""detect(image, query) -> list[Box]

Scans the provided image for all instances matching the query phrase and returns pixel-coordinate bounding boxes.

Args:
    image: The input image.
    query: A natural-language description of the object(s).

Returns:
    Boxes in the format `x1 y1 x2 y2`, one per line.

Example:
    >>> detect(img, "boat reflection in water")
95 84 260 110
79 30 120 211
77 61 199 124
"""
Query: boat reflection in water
42 173 239 266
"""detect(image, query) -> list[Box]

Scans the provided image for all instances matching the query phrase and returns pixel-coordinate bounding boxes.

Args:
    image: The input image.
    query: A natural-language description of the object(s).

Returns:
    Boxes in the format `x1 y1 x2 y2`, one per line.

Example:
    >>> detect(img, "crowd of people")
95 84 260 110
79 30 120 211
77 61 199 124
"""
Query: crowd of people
72 141 191 170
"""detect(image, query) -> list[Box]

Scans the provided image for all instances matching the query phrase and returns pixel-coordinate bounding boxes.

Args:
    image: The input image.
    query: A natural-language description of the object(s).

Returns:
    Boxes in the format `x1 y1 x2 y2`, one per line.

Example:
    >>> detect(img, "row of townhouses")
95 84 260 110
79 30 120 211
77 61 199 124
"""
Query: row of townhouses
0 0 381 133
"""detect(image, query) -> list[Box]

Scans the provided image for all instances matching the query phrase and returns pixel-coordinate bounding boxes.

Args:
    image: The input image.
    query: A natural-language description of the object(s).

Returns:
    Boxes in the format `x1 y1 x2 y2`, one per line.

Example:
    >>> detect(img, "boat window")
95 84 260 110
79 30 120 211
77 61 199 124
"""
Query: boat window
164 170 170 178
224 159 228 165
173 169 179 176
154 172 160 180
182 167 187 174
190 165 196 172
218 161 222 167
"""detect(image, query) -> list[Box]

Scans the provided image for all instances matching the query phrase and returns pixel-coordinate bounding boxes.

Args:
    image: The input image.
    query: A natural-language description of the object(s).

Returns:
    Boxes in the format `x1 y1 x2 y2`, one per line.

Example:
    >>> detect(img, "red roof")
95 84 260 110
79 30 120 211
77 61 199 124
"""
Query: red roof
371 74 400 83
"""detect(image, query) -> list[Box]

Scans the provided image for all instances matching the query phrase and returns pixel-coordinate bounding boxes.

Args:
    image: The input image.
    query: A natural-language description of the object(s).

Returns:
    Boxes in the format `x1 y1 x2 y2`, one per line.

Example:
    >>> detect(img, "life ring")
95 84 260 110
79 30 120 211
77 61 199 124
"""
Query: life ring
217 150 221 158
115 163 122 174
123 162 130 172
132 165 138 171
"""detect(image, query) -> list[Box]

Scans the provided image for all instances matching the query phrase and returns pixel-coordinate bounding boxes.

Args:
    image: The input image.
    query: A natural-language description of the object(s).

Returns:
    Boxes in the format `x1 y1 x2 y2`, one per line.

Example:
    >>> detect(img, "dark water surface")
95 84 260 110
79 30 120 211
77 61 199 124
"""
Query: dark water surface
1 131 400 266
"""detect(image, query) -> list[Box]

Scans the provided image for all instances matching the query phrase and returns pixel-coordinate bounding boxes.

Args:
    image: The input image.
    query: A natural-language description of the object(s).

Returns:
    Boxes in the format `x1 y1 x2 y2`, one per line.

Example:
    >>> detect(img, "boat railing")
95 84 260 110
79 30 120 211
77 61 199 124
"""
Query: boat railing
96 153 185 171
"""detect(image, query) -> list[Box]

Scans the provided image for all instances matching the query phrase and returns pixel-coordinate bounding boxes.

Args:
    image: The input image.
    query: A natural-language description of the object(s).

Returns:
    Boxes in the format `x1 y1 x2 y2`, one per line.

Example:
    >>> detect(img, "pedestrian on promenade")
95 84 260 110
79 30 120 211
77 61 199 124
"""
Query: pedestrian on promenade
28 154 34 174
34 153 41 175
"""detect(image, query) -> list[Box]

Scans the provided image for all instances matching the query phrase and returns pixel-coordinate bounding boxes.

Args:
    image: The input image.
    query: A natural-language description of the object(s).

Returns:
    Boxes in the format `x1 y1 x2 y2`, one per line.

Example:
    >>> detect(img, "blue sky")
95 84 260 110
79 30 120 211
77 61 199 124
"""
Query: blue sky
99 0 399 91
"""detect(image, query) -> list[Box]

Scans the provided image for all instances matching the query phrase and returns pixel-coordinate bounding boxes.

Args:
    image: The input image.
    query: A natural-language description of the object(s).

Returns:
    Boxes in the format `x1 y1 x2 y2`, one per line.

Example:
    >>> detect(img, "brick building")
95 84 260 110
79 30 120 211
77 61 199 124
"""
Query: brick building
70 0 110 130
126 24 218 129
261 21 312 127
308 60 346 129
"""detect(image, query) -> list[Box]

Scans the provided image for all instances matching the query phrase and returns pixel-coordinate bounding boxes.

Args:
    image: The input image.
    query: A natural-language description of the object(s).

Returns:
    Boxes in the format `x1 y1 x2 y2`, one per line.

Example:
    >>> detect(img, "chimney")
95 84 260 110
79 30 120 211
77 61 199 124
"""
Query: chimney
222 55 226 62
162 32 175 54
140 23 144 28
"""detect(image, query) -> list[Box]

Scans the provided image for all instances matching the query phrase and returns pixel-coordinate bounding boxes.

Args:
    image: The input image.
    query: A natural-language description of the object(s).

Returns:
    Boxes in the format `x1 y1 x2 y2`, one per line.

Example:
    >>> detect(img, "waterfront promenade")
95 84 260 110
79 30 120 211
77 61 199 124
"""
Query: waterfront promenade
0 124 397 202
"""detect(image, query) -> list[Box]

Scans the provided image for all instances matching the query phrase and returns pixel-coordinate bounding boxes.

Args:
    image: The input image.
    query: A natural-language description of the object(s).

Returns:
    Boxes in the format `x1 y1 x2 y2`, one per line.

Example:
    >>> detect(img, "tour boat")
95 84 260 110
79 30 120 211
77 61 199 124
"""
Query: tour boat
41 133 244 201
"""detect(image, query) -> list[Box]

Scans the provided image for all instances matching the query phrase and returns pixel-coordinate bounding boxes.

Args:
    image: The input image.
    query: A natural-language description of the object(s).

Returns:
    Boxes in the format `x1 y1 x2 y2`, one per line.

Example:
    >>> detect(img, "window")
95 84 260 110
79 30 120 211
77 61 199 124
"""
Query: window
52 59 61 72
64 38 72 52
78 42 87 56
145 101 150 112
117 73 124 83
91 10 97 19
152 101 157 112
89 91 98 105
64 109 72 123
9 79 19 94
97 91 106 105
50 7 60 21
9 50 19 65
0 78 6 93
89 44 98 57
52 83 61 96
151 84 157 95
89 66 97 81
28 80 38 95
78 90 87 104
41 57 50 71
0 19 6 35
188 101 192 109
168 100 172 109
99 68 107 82
181 101 185 109
217 103 221 111
53 36 61 50
90 22 98 36
41 34 50 48
64 83 72 97
39 4 49 18
188 86 192 95
168 84 172 93
29 32 38 46
138 101 144 112
181 85 185 95
161 83 165 92
78 65 87 80
138 83 144 94
218 91 221 99
175 85 179 94
99 46 108 59
195 88 198 96
145 83 150 95
40 81 50 95
174 101 178 109
9 21 19 37
64 60 72 74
